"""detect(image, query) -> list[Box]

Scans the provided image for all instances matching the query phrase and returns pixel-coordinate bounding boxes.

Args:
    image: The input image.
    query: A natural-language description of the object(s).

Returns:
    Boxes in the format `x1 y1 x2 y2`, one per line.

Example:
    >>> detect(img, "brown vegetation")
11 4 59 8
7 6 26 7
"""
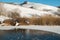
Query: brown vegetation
28 15 60 25
0 14 60 26
15 17 29 25
2 19 16 26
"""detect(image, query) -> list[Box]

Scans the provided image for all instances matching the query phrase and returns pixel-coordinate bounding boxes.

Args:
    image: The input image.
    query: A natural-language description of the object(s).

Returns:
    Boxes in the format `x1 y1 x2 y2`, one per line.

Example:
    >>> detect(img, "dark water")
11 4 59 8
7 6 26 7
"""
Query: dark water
0 29 60 40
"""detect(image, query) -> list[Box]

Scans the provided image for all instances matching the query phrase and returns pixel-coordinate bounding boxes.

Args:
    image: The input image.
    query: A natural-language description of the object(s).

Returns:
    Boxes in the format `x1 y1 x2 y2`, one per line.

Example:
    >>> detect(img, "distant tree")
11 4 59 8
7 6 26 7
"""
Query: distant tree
57 6 60 8
20 1 27 5
30 6 34 8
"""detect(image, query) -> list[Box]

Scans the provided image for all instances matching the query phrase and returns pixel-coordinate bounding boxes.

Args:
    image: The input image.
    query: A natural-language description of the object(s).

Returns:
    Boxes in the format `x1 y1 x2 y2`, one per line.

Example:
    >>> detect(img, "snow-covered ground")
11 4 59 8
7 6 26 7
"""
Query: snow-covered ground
21 2 58 11
0 26 60 34
0 2 59 18
0 16 12 22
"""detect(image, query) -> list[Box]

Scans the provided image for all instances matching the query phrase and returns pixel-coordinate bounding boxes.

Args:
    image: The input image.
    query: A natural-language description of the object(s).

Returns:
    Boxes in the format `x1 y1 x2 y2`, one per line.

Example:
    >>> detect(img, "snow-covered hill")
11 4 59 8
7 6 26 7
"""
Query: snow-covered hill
21 2 58 11
0 2 59 18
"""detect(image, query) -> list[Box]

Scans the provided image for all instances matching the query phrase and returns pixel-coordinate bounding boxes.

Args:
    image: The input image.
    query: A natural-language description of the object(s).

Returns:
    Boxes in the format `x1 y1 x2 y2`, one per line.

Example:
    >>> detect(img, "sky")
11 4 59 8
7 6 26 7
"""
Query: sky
0 0 60 6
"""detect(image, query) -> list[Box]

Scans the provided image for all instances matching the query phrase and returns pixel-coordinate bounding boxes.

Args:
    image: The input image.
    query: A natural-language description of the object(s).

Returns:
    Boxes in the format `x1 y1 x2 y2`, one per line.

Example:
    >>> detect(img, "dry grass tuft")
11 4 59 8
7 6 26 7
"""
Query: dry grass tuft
28 15 60 25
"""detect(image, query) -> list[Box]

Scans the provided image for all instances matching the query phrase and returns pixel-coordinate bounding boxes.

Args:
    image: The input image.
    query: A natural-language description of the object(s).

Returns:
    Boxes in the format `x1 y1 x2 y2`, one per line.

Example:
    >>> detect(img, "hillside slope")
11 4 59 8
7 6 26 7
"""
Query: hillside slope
21 2 58 11
0 2 59 18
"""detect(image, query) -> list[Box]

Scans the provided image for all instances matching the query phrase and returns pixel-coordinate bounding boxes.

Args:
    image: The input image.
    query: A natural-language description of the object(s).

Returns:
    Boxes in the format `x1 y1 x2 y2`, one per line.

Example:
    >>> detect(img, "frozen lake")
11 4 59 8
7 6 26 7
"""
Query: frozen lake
0 29 60 40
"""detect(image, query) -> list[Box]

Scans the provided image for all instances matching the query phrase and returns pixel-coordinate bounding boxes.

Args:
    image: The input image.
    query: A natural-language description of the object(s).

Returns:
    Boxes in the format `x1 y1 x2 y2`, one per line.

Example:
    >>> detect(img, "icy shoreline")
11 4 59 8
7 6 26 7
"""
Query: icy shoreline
0 25 60 34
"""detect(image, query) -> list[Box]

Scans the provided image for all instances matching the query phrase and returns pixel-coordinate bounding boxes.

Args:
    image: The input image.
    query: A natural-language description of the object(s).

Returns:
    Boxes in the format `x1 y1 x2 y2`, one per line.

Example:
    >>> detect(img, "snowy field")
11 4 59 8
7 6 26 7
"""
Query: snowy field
0 26 60 34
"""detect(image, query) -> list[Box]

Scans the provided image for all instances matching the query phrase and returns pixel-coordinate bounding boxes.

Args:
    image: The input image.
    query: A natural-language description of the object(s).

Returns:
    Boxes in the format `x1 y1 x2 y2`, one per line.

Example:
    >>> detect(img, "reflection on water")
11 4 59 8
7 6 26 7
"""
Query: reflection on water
0 29 60 40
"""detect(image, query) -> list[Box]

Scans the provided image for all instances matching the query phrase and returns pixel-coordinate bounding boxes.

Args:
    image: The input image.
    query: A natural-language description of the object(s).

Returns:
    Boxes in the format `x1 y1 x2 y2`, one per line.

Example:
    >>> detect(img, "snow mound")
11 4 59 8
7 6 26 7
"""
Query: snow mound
0 16 11 22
